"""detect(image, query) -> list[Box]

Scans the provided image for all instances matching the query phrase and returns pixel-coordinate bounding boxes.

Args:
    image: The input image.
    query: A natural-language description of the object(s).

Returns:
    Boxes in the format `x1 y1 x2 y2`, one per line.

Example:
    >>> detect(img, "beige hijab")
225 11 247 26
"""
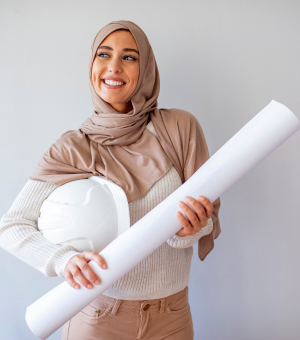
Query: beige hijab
30 20 221 261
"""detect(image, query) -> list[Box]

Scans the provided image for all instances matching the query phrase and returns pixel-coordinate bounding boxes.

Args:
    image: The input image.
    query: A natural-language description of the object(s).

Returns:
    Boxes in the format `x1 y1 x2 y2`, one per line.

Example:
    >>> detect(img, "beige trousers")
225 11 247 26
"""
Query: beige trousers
61 285 194 340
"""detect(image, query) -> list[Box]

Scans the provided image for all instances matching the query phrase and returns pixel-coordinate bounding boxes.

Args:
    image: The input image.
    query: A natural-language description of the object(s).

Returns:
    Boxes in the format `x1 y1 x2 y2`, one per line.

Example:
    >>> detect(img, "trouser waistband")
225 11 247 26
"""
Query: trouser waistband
91 285 189 315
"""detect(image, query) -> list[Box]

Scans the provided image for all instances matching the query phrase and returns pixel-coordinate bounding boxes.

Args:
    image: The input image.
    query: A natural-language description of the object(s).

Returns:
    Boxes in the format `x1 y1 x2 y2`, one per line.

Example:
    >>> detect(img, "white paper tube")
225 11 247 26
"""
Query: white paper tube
25 100 300 339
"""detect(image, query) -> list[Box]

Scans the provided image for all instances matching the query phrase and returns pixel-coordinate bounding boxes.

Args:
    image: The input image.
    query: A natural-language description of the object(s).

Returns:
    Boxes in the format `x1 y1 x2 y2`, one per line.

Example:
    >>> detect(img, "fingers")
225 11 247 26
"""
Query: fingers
197 196 214 218
83 251 107 270
178 200 202 233
73 256 101 288
64 252 108 290
65 261 92 289
65 270 80 289
175 196 214 236
176 211 194 235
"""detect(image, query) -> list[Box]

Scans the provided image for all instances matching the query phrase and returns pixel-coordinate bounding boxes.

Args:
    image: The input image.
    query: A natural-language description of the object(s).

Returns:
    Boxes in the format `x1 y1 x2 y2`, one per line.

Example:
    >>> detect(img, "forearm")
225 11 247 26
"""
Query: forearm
0 180 80 278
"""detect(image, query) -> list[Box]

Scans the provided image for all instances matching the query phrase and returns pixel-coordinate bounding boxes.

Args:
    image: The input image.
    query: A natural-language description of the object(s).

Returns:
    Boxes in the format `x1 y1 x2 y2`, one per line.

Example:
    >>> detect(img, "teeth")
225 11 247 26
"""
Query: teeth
104 79 125 86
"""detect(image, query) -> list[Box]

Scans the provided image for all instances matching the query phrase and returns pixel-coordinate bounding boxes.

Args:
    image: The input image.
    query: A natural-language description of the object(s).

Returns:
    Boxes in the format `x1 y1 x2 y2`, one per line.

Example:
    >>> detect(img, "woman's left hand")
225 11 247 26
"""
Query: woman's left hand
175 196 214 237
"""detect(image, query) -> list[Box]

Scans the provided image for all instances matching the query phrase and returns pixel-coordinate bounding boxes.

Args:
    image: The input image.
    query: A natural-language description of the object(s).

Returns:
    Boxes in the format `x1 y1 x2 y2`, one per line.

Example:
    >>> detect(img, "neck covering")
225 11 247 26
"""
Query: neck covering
30 20 221 261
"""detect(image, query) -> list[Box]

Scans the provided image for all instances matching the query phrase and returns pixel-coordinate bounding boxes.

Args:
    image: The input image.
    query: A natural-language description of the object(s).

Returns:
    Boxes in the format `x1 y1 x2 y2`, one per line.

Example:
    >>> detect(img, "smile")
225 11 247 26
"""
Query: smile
102 79 126 89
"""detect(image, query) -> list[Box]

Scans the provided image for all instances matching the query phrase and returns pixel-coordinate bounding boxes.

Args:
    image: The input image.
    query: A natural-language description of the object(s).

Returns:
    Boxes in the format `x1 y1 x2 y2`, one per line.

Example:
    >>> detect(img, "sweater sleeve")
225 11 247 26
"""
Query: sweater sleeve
0 179 80 278
166 217 213 249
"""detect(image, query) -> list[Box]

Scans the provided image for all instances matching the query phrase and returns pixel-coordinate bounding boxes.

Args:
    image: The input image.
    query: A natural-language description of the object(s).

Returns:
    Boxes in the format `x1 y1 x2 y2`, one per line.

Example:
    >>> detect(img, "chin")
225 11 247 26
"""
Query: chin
101 95 126 104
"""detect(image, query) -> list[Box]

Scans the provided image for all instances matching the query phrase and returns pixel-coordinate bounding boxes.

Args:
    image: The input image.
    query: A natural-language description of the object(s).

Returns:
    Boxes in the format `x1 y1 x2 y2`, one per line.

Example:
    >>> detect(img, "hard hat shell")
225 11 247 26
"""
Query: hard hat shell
38 176 130 253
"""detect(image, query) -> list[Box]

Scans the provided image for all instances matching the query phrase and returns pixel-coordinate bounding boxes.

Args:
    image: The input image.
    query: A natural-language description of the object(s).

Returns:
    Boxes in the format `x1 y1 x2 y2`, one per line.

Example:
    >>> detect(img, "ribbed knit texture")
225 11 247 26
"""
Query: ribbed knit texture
0 121 213 300
0 180 79 278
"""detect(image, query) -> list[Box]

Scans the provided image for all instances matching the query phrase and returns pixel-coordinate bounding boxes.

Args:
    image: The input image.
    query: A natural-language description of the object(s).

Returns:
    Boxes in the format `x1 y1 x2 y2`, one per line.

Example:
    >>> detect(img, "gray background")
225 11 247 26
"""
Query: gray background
1 0 300 339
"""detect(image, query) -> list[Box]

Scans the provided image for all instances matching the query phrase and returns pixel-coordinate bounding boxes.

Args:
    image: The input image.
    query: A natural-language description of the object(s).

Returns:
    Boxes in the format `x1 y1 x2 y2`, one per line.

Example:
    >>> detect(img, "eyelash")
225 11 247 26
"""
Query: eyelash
97 52 137 61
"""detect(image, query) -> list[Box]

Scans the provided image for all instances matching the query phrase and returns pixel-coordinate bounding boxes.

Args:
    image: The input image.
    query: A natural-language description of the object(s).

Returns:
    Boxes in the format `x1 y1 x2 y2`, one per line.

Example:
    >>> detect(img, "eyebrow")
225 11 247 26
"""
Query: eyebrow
98 46 139 55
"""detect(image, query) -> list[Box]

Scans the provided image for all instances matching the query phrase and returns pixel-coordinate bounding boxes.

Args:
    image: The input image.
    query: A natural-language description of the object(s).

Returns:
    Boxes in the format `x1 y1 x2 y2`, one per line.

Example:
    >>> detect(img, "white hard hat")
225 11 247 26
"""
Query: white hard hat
38 176 130 253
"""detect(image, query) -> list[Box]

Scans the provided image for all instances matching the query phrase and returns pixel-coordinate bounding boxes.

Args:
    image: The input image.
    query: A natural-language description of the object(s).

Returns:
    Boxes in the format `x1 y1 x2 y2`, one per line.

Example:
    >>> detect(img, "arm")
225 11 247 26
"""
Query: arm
0 180 80 278
166 217 213 249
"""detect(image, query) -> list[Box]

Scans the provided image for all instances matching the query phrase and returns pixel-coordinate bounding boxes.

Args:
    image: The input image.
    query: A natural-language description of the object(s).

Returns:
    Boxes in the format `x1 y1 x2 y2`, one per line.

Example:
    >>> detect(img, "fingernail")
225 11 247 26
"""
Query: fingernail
179 201 184 207
87 284 93 289
103 264 107 269
95 280 101 285
75 285 80 289
186 196 192 201
199 196 204 200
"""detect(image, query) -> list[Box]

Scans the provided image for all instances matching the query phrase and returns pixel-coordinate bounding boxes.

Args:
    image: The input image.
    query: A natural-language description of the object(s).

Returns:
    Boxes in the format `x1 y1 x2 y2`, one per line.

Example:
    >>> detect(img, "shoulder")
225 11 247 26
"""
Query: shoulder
43 130 92 159
156 108 201 136
159 108 199 125
59 129 86 141
154 108 207 149
159 108 195 119
51 129 89 147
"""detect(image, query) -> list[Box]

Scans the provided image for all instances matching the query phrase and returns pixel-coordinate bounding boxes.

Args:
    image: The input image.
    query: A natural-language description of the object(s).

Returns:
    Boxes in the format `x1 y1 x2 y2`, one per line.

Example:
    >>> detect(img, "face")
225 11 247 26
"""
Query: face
91 30 140 113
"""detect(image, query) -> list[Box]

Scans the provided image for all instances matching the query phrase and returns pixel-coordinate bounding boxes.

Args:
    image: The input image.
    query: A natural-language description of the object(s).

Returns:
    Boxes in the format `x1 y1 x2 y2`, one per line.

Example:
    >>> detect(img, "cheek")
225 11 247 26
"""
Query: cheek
130 66 139 88
91 62 103 87
91 71 97 87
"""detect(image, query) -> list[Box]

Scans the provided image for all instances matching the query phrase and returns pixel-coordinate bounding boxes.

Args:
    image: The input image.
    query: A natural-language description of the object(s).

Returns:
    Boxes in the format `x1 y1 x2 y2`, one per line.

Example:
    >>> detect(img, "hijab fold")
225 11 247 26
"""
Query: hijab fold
30 20 221 261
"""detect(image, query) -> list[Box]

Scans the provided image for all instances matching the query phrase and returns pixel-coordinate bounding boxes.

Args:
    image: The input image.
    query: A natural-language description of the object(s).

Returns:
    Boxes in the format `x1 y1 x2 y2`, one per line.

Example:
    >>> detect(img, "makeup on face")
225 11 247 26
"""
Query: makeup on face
91 30 140 112
95 46 139 90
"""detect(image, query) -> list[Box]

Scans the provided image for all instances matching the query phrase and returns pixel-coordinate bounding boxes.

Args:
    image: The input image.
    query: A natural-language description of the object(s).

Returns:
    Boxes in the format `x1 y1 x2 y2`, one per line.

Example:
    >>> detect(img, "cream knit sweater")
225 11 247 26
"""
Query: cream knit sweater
0 121 213 300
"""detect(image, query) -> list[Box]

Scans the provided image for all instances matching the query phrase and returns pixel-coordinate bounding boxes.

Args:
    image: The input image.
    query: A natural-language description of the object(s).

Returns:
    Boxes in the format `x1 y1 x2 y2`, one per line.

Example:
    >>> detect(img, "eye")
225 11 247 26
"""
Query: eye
97 52 137 61
123 55 137 61
97 52 109 58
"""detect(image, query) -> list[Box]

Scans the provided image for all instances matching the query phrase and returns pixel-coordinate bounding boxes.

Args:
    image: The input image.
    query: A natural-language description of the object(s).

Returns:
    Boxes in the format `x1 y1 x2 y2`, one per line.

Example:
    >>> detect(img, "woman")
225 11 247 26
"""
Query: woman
0 20 221 339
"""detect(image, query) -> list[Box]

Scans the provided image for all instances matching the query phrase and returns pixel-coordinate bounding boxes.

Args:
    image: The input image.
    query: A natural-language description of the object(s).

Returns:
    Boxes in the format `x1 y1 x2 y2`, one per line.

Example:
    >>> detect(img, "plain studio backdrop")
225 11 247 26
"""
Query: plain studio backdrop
1 1 300 339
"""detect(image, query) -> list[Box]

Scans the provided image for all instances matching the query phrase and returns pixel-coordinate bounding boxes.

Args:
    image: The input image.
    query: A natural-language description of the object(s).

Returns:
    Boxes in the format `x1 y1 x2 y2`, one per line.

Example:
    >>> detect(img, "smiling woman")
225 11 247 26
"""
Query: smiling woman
0 20 221 340
91 29 140 113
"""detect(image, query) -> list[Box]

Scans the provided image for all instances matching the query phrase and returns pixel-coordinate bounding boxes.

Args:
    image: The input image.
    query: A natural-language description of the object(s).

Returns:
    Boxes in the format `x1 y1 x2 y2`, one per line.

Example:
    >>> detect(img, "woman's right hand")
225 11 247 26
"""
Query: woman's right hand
63 251 107 289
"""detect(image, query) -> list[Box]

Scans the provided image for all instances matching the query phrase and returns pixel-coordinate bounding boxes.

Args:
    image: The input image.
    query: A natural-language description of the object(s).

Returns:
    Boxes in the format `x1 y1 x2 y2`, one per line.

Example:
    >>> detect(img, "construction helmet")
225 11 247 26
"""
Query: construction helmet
38 176 130 253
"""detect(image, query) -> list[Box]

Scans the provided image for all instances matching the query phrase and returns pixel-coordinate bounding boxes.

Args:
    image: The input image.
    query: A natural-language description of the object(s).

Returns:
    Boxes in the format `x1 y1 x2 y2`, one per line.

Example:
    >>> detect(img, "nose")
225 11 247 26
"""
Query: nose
107 57 122 74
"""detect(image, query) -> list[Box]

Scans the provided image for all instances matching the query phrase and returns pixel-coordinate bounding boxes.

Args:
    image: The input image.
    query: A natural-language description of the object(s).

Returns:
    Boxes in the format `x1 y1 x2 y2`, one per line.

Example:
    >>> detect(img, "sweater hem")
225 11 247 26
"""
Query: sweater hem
101 280 190 300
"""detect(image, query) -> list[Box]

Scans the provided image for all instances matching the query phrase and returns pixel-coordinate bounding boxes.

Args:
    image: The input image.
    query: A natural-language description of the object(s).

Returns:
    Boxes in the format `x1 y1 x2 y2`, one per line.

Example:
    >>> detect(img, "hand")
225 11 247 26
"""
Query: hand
175 195 214 237
63 251 107 289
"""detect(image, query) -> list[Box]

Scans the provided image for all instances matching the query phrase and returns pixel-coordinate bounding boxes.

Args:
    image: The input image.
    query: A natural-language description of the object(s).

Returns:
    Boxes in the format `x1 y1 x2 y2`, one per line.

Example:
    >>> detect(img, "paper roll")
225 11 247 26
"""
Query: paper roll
25 100 300 339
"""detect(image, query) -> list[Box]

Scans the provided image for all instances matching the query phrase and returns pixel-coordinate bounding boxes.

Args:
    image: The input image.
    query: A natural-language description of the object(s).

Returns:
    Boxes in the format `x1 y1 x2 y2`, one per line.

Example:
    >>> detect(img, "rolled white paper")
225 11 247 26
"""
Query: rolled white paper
25 100 300 339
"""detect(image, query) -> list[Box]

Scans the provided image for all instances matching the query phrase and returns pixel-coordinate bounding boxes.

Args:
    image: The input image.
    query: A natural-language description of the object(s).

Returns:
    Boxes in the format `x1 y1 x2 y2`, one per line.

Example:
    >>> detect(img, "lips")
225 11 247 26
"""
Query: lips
101 79 126 89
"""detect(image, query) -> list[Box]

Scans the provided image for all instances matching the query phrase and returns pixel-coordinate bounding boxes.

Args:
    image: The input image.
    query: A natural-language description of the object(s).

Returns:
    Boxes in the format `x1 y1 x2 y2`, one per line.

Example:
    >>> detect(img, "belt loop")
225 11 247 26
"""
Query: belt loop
111 299 122 316
160 298 165 314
